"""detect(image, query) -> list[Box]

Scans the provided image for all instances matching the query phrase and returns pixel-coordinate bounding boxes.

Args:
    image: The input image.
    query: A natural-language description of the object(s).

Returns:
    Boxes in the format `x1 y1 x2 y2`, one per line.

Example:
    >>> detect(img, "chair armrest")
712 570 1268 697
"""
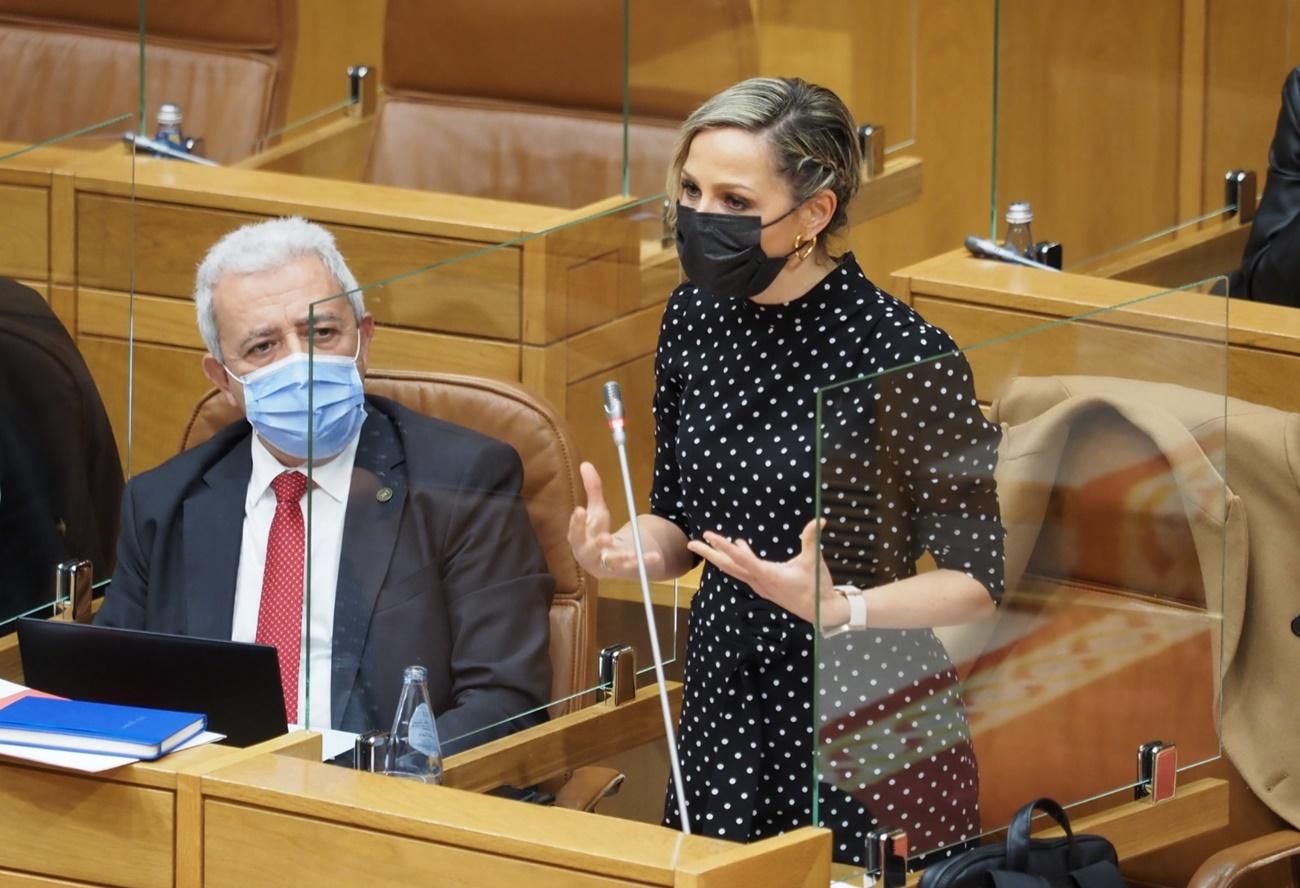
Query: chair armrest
550 766 625 813
1187 830 1300 888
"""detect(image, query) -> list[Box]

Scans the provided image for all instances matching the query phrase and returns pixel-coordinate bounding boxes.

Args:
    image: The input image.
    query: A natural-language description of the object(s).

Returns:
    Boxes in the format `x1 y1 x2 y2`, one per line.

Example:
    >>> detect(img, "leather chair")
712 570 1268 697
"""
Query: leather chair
182 368 622 810
1187 831 1300 887
0 0 296 163
363 0 756 207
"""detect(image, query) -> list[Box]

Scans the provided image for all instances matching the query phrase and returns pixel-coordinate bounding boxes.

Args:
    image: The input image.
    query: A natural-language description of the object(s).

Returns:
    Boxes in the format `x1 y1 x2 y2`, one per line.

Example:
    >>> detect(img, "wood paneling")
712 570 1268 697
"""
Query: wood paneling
847 0 995 289
77 194 524 340
0 184 48 281
996 0 1183 264
79 288 205 349
914 296 1228 406
202 754 737 886
206 802 644 888
78 335 212 477
1202 0 1300 215
568 353 657 529
243 115 376 180
752 0 915 147
0 764 173 888
676 828 830 888
895 250 1300 416
283 0 386 127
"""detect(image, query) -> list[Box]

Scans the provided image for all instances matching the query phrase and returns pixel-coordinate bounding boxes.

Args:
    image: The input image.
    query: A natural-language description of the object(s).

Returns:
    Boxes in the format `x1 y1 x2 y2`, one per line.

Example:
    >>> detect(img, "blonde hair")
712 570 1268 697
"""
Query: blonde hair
666 77 862 239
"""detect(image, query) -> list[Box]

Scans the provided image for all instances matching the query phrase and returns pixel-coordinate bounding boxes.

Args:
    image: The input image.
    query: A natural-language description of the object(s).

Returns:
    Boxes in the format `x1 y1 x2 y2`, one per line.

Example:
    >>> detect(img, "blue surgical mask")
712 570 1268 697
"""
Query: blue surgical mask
225 347 366 460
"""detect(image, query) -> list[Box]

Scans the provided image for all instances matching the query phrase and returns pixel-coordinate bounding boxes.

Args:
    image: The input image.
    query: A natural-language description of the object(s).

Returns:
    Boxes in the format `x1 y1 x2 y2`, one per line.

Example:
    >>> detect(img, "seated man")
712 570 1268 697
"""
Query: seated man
97 218 554 750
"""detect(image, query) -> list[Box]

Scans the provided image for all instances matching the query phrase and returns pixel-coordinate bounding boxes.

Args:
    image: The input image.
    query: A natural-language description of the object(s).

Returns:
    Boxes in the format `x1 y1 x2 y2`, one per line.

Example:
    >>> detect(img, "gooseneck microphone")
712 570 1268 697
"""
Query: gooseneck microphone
601 380 691 834
964 234 1061 272
602 380 626 446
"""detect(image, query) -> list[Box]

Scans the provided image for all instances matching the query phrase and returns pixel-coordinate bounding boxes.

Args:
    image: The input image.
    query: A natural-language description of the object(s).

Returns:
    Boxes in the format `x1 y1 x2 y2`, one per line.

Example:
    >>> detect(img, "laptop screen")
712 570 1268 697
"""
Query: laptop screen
16 619 287 747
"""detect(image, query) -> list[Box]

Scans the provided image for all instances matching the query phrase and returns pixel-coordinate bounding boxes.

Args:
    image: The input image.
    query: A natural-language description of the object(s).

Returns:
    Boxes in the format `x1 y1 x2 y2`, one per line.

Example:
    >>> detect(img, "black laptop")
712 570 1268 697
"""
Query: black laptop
16 619 288 748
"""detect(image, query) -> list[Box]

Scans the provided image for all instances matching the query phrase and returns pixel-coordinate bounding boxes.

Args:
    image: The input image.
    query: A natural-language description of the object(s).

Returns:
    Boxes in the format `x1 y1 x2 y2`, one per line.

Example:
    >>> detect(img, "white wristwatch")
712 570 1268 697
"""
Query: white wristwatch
823 584 868 637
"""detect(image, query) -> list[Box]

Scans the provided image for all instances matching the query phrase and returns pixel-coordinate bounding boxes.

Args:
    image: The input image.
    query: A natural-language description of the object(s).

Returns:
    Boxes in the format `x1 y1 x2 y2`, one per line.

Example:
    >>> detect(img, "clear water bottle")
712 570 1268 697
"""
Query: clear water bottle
382 665 443 783
1003 201 1034 258
155 103 186 150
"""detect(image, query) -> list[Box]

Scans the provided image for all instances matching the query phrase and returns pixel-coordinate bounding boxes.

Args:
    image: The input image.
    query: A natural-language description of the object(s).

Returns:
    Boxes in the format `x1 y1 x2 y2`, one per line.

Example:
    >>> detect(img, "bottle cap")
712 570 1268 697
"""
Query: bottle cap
403 665 428 682
1006 201 1033 224
157 103 183 126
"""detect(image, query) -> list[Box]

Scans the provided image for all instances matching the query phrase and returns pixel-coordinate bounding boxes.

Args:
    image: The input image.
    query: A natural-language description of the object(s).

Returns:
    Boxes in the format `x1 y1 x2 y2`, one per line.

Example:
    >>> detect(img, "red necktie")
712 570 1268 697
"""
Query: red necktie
256 470 309 723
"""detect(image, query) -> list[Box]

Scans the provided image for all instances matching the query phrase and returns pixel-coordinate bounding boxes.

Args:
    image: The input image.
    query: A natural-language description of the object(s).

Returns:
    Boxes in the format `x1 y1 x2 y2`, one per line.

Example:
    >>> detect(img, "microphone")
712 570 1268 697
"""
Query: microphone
602 380 626 445
964 234 1060 272
599 380 691 835
122 131 220 166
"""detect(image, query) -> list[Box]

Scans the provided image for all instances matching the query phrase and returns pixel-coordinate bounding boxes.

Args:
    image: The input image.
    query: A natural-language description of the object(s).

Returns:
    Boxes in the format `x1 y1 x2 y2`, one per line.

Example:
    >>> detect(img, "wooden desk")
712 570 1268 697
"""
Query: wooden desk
0 730 1229 888
892 249 1300 413
0 731 320 888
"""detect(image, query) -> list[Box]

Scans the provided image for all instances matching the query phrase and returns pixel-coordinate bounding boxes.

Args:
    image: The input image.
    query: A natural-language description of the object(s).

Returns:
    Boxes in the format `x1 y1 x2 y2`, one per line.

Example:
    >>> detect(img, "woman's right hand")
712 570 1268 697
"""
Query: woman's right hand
567 462 662 578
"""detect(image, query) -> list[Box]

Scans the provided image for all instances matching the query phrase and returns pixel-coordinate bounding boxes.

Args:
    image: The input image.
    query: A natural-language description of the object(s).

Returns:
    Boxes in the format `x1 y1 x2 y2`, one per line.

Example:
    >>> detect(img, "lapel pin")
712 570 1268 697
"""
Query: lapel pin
376 486 394 503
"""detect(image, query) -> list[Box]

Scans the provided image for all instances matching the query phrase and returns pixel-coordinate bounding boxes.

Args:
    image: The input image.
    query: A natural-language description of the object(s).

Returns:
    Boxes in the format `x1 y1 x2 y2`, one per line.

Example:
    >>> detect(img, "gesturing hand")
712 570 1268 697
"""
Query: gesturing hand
566 461 663 579
686 519 846 627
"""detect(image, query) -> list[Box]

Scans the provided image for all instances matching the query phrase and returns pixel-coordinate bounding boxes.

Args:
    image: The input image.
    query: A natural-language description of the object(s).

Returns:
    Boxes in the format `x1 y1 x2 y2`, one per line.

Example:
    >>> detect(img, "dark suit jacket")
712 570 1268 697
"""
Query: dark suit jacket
0 278 122 624
96 395 554 751
1233 67 1300 306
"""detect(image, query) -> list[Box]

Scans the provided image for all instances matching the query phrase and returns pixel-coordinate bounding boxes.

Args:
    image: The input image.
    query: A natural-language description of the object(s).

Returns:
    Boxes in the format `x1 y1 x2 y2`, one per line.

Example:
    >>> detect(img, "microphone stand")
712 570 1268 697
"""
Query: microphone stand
603 382 691 835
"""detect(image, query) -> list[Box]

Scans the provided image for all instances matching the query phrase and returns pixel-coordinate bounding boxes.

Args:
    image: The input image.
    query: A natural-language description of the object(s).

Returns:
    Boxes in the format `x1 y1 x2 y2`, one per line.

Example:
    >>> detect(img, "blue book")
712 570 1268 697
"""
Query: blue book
0 697 206 760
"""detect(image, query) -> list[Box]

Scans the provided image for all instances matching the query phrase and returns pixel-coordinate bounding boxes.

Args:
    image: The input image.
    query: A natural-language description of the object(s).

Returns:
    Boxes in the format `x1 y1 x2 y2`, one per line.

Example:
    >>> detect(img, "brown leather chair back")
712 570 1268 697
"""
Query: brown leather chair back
364 0 755 206
181 369 595 714
0 0 296 163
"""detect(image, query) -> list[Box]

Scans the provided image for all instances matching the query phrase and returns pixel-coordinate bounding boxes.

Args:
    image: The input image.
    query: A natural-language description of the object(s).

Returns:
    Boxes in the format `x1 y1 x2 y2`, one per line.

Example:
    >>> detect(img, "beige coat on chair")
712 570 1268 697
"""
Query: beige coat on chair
994 375 1300 828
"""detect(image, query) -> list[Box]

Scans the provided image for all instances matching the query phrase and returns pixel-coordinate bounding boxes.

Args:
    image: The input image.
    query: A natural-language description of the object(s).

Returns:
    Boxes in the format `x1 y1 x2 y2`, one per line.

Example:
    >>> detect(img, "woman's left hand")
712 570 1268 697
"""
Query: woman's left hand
687 519 848 627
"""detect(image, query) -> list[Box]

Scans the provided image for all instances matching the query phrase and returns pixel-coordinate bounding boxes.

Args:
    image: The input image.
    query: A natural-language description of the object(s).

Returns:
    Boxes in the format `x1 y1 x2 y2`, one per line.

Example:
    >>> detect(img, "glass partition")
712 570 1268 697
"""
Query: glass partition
0 3 143 629
991 0 1297 284
625 1 921 248
813 277 1230 876
294 199 687 758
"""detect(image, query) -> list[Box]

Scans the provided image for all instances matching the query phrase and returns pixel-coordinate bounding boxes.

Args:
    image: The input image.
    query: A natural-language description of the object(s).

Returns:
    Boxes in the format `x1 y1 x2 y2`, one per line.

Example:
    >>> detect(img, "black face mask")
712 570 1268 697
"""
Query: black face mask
675 203 801 300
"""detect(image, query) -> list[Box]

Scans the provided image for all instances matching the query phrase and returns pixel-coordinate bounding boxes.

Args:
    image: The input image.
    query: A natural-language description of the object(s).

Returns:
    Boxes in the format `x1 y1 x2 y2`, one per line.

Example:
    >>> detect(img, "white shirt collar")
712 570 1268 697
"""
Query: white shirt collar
245 427 362 513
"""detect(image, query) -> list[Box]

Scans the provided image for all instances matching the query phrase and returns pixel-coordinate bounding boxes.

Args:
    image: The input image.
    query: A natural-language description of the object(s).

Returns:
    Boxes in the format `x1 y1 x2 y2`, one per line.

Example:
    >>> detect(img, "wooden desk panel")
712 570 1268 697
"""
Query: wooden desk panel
77 194 525 341
0 184 49 281
913 296 1229 407
893 250 1300 415
0 765 171 888
205 802 643 888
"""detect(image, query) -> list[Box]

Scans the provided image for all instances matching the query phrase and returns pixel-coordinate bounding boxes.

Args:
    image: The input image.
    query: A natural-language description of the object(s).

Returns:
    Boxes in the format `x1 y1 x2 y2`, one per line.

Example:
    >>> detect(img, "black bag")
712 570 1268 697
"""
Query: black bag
918 798 1127 888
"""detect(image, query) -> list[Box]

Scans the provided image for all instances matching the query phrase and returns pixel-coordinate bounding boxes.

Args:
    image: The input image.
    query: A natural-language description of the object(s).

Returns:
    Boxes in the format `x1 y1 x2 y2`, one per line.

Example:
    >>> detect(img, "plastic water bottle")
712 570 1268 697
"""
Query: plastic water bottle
383 665 443 784
1003 202 1035 258
155 104 186 150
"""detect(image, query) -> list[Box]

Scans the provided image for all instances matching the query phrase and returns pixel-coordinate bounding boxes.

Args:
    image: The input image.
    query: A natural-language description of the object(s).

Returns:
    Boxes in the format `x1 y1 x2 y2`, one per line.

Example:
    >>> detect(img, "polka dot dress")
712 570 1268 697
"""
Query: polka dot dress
649 254 1005 865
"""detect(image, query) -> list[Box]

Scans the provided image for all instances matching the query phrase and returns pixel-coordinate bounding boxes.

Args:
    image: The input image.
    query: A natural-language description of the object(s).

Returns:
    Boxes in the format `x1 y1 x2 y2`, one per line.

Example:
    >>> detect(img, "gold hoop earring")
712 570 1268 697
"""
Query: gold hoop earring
793 232 817 261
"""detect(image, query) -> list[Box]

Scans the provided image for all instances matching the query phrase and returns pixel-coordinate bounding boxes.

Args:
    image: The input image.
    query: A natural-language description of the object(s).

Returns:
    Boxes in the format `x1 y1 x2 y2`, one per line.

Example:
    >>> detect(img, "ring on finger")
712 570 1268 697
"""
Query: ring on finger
599 550 610 571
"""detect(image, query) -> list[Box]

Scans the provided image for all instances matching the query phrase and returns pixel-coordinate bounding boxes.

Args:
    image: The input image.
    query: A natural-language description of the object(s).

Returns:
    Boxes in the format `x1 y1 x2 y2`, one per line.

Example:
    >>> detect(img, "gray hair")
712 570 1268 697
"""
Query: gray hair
194 217 364 360
666 77 862 240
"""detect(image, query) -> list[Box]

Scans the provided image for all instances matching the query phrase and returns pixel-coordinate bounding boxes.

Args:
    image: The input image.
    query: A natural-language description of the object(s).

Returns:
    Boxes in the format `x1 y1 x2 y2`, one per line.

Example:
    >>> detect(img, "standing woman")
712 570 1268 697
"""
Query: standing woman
569 77 1004 865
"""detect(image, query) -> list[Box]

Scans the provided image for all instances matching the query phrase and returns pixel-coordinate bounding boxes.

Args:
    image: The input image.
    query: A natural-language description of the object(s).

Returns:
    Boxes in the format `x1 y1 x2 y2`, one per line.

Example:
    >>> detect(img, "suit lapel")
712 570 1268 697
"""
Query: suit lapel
332 405 407 724
183 437 251 639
